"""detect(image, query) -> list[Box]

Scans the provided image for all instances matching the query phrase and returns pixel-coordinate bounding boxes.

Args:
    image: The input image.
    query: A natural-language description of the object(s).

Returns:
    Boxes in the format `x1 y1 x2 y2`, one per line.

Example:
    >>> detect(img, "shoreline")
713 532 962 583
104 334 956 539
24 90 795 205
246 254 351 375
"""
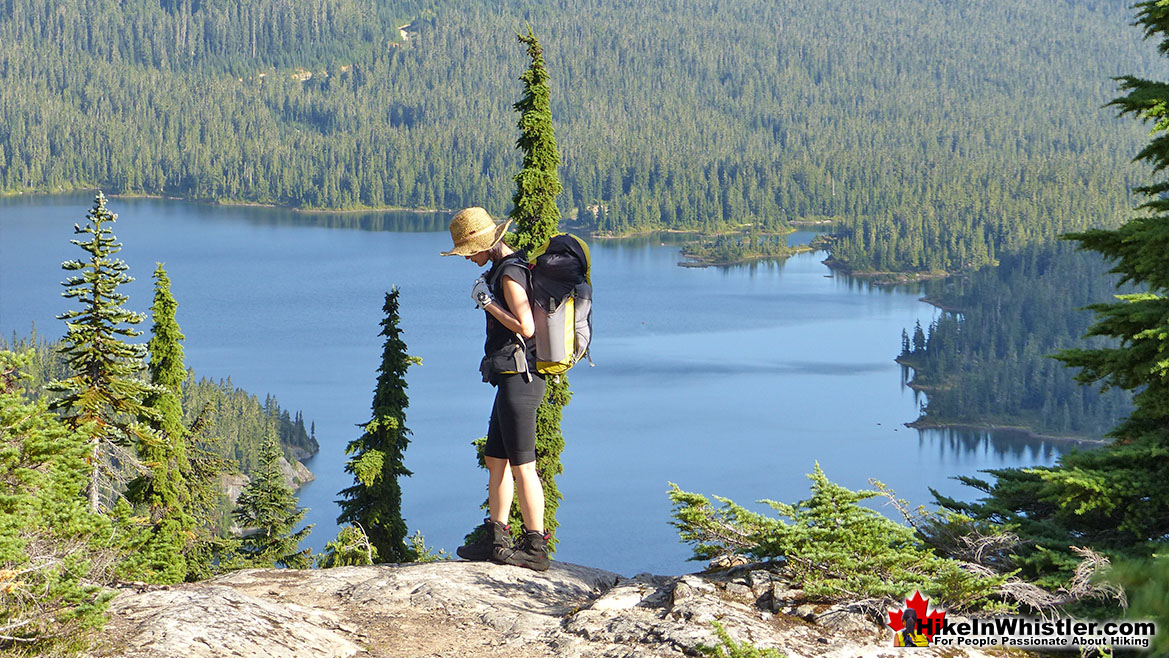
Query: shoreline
589 227 703 240
212 198 447 215
916 294 967 314
590 223 802 241
903 419 1109 445
896 359 1110 445
3 189 449 216
822 256 953 286
678 244 815 268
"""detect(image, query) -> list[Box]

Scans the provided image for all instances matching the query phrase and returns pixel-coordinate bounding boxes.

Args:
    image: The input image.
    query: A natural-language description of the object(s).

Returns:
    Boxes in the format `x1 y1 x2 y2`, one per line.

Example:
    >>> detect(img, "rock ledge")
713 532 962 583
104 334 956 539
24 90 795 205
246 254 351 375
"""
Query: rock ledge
86 561 1010 658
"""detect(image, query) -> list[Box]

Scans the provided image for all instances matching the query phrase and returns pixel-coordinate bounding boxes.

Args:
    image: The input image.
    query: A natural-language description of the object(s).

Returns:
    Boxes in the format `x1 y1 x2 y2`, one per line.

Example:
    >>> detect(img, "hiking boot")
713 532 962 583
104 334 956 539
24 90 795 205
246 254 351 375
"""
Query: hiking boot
492 528 550 572
456 519 510 562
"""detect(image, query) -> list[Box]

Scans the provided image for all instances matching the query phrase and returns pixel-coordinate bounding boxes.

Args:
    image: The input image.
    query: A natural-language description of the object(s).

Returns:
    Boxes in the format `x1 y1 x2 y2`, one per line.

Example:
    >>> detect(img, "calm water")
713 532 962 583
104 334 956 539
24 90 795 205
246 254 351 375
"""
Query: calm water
0 195 1086 576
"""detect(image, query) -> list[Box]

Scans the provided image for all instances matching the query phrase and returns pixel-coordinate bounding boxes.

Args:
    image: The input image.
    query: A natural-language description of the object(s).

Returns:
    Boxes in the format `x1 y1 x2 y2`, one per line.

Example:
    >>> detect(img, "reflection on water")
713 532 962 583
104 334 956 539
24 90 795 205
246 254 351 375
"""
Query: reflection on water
920 426 1093 465
0 193 453 233
591 231 699 249
213 207 453 233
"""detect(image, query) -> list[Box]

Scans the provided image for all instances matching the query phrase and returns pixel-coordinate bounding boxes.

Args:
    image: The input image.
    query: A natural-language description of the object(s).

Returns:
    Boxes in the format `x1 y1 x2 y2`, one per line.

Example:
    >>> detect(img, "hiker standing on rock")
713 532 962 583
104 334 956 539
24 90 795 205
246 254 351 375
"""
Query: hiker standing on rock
442 207 550 571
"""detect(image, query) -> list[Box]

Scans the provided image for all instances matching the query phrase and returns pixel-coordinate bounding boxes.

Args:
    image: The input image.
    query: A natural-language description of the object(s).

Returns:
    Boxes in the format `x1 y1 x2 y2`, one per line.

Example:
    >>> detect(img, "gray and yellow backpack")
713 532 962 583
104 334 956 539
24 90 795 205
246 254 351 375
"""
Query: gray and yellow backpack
526 234 593 376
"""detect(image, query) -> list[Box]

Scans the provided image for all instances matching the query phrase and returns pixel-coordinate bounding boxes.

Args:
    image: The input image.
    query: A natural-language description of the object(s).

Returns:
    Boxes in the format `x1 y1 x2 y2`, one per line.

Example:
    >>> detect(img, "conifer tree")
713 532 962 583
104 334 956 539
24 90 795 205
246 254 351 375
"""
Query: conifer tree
0 350 117 653
233 424 312 568
180 403 240 580
122 264 199 583
336 289 416 563
47 192 157 512
1050 0 1169 564
504 27 569 547
935 1 1169 589
509 27 563 252
316 525 379 568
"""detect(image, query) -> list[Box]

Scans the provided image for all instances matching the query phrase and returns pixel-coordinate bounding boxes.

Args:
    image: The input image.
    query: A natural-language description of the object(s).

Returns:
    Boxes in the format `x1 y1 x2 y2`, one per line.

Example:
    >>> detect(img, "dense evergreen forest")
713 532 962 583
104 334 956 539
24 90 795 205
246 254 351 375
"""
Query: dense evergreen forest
897 243 1134 438
0 331 318 480
2 0 1163 273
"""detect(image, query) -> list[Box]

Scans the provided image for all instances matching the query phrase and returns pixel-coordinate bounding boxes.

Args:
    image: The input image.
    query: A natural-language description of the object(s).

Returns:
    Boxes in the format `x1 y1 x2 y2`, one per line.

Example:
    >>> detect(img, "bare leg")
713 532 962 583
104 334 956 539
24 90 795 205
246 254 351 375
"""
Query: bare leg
486 456 513 524
511 461 545 533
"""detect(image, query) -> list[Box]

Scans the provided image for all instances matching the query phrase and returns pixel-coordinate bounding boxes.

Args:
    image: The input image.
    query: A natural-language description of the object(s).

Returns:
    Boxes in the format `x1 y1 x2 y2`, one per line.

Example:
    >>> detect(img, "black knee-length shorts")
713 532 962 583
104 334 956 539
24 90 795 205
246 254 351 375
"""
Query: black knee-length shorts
484 373 546 466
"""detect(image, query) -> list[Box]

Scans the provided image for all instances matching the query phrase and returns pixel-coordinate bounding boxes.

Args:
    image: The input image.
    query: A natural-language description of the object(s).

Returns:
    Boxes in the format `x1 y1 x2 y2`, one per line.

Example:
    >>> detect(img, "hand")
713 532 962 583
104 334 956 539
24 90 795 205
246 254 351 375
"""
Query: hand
471 276 494 310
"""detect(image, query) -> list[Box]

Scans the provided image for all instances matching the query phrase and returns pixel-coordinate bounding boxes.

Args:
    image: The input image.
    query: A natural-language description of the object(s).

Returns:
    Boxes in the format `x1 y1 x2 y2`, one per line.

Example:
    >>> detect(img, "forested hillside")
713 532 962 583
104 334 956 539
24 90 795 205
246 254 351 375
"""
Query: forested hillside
2 0 1161 273
0 331 318 479
897 243 1134 438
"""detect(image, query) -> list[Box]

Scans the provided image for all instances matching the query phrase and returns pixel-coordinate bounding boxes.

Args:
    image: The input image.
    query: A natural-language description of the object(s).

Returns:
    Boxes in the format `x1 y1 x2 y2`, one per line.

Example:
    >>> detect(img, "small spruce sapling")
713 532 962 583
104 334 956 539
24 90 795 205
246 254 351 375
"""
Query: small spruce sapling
233 424 312 569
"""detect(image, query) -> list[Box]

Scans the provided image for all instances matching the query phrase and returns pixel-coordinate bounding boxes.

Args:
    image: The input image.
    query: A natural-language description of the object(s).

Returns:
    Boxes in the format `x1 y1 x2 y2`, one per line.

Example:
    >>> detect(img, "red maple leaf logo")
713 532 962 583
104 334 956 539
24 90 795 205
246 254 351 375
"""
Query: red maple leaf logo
887 591 947 642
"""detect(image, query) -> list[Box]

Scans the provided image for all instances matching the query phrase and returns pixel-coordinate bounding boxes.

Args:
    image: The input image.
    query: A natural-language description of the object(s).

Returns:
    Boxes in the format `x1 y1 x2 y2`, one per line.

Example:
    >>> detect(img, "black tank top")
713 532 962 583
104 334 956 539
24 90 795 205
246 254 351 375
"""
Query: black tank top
483 252 537 368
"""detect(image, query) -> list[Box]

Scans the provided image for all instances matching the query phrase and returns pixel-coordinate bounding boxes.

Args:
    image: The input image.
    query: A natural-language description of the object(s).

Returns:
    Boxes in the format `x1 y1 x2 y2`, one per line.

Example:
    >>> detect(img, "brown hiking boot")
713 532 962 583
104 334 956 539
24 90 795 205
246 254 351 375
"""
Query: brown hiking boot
492 528 549 571
456 519 510 562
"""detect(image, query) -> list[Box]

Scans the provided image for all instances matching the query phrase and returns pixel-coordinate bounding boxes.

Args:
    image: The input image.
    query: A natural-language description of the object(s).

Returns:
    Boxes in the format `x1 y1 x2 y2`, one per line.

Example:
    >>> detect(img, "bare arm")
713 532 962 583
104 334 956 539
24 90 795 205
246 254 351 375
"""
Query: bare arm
485 274 535 338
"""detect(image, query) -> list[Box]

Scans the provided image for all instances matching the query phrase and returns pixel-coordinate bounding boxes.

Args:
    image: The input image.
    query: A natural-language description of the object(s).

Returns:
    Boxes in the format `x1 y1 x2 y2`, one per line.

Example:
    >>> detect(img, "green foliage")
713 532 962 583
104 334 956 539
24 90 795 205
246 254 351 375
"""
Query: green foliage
352 449 386 488
508 27 562 253
337 289 416 563
121 263 199 584
0 350 117 656
180 378 317 484
697 622 784 658
899 243 1134 438
681 231 802 267
407 531 450 564
935 0 1169 593
1103 553 1169 654
1 332 318 538
316 525 378 568
2 0 1154 274
502 28 568 549
233 425 312 569
669 464 1009 611
46 192 158 513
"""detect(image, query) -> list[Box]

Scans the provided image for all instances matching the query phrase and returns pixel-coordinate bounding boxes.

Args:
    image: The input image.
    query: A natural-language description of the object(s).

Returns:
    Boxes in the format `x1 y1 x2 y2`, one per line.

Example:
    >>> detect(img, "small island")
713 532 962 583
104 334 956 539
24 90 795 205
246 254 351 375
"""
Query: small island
679 229 811 267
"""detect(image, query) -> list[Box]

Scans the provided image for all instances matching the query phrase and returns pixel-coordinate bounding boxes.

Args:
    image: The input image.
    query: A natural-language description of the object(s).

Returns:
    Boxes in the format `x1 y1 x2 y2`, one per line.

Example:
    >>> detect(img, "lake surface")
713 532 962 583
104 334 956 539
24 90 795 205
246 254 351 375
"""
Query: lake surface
0 194 1087 576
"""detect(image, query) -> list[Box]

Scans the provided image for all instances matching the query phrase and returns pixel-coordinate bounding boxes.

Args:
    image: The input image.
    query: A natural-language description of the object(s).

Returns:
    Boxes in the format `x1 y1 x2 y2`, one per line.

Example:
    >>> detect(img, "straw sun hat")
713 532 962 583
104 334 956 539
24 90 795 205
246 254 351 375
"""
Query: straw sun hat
441 207 513 257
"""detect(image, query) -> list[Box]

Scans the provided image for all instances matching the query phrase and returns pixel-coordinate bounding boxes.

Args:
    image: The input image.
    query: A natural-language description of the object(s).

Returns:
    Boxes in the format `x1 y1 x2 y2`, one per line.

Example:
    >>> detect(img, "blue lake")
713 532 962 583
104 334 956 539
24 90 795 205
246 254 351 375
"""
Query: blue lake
0 194 1088 576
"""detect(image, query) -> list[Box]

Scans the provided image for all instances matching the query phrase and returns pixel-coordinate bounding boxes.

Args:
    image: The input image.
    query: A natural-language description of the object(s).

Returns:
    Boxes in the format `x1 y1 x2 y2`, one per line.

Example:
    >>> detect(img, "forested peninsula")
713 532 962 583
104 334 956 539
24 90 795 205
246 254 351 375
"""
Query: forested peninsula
897 243 1135 441
3 0 1165 274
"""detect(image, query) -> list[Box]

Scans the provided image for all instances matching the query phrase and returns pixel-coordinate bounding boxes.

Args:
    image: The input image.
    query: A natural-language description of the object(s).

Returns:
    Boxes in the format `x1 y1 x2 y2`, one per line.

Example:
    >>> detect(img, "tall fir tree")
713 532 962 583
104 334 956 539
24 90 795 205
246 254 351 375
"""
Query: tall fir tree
935 1 1169 593
47 192 157 512
336 288 417 563
233 423 312 569
503 27 570 547
1052 0 1169 574
508 27 563 253
122 264 199 583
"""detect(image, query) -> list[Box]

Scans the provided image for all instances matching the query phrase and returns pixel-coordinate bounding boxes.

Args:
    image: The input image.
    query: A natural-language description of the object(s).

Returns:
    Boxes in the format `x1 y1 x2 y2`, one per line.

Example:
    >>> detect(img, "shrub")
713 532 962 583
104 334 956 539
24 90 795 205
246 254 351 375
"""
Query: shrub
669 463 1010 611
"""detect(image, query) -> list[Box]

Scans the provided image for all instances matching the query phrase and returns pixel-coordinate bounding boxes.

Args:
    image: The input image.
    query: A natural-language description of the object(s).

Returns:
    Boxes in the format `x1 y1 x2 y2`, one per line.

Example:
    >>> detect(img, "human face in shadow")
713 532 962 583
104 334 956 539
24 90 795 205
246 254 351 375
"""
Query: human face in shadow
466 249 491 267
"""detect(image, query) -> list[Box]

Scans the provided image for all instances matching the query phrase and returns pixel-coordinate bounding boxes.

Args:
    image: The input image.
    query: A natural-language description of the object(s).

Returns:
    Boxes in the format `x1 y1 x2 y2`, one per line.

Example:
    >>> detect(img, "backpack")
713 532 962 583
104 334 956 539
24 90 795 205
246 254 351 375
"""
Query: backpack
526 234 593 376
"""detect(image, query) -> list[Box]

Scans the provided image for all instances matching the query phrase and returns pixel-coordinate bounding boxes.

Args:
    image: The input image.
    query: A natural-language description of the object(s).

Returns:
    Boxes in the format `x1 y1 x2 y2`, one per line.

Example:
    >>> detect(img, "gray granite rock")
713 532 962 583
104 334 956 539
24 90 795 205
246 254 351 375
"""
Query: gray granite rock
85 560 1025 658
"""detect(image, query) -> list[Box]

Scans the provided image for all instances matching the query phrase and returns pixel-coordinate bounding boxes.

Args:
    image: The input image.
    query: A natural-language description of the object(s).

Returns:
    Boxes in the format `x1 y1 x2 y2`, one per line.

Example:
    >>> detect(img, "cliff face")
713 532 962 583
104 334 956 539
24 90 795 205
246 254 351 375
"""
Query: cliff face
84 561 1003 658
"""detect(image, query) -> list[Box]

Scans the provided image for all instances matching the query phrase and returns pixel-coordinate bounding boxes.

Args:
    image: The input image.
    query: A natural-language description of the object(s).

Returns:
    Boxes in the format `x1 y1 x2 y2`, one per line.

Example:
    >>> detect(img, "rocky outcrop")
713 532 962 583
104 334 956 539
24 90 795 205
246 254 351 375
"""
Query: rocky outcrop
85 561 1008 658
219 457 315 508
279 454 315 488
287 443 319 462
